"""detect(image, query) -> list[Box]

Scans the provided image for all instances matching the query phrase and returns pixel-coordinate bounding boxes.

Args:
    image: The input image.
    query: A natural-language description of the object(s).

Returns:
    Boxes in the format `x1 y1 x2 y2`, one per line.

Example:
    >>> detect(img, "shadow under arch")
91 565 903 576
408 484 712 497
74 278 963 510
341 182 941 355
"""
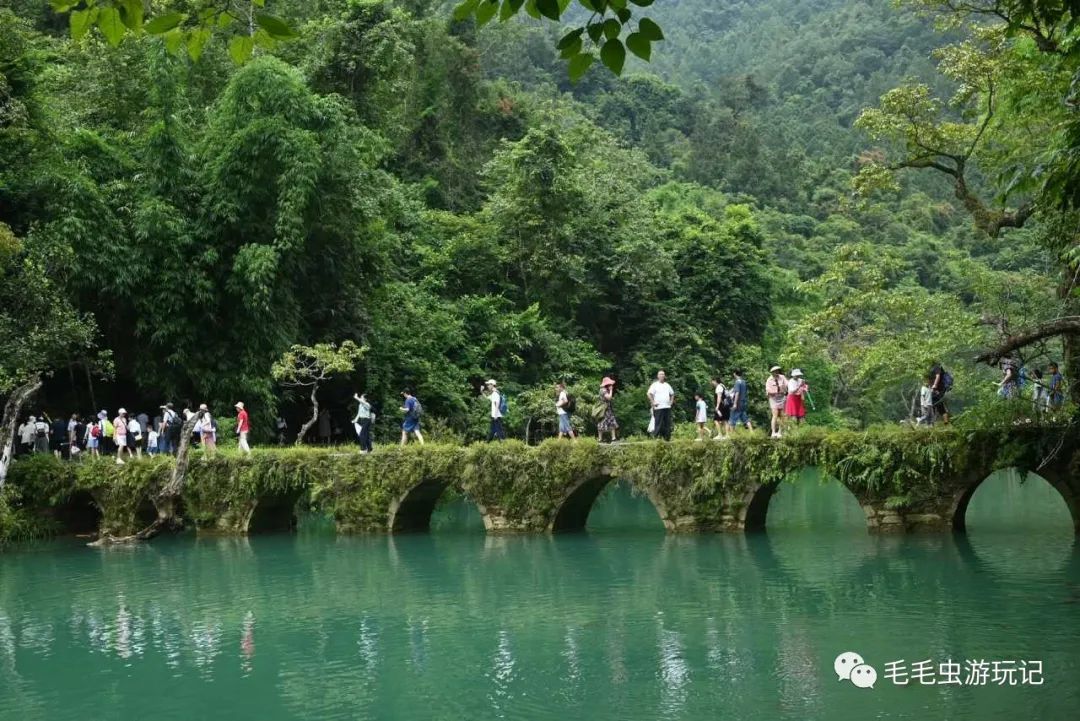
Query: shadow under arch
388 479 482 533
549 474 670 533
740 468 869 532
248 490 303 533
48 489 103 535
950 466 1079 534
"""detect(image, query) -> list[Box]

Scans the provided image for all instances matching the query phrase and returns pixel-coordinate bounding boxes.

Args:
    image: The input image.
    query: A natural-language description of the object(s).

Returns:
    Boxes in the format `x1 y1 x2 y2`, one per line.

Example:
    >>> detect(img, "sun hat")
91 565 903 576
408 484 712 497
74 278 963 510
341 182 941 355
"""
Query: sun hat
485 379 497 387
770 365 782 373
235 401 244 409
97 410 107 420
791 369 803 378
199 403 208 411
601 376 616 387
118 408 127 415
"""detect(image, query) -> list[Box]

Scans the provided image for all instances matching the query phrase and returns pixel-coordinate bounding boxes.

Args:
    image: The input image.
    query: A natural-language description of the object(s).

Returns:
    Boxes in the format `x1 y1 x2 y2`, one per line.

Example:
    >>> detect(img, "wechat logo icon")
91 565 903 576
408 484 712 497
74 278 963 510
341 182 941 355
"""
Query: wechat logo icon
835 651 877 689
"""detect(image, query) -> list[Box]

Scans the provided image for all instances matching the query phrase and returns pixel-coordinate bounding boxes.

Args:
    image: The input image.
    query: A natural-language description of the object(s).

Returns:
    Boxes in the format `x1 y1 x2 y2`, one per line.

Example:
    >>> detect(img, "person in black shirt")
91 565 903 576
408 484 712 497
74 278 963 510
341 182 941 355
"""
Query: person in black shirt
929 363 950 425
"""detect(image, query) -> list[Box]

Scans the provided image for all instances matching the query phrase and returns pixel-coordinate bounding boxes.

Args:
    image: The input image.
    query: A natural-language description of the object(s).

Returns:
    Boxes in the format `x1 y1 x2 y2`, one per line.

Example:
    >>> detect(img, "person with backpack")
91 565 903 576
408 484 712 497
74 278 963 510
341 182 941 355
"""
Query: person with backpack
710 377 730 440
597 377 619 443
483 380 507 442
159 403 181 455
33 414 50 454
399 389 425 446
929 362 951 425
85 413 103 457
647 370 676 441
555 381 577 441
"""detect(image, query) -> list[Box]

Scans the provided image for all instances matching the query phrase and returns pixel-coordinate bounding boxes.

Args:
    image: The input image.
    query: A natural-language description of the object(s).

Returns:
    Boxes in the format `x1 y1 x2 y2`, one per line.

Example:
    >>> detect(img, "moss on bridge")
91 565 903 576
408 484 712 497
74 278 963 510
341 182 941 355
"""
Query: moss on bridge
2 425 1077 541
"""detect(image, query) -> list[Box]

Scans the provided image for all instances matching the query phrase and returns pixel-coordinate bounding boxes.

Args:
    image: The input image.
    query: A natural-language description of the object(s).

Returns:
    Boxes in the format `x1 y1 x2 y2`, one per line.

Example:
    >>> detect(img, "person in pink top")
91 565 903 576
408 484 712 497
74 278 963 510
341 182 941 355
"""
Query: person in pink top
764 366 788 439
113 408 131 464
235 402 251 456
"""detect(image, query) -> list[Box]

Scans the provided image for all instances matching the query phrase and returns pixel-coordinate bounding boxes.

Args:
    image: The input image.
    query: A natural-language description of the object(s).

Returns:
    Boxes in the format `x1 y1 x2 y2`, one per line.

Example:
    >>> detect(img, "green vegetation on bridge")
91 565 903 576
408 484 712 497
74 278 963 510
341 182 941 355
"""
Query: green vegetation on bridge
3 426 1076 544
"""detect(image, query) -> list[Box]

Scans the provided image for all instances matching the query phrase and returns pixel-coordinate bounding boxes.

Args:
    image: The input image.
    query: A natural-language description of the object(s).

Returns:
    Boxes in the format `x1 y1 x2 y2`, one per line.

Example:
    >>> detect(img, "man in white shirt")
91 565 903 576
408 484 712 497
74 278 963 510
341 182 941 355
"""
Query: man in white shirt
647 370 676 441
483 379 506 442
18 417 35 456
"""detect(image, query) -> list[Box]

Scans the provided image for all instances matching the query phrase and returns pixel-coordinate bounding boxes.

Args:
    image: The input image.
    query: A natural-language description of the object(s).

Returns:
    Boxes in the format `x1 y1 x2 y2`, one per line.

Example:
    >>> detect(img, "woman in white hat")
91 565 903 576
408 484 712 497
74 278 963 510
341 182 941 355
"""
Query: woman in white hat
785 369 809 426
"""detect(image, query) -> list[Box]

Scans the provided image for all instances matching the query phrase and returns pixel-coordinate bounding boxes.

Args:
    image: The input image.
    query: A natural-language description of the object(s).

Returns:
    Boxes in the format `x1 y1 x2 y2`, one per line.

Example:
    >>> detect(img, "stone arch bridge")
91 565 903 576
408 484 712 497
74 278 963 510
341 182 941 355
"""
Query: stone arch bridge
10 427 1079 538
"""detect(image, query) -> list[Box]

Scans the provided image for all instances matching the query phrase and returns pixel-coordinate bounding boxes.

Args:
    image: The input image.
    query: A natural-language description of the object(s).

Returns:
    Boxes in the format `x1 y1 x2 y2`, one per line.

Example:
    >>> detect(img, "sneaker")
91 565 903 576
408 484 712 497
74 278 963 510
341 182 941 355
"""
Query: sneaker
115 458 125 465
695 438 704 442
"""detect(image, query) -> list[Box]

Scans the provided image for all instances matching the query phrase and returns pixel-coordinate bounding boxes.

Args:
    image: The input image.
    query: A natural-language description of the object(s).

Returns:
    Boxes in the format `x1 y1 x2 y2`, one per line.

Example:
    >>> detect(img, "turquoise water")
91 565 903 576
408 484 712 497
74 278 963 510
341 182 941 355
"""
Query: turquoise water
1 471 1077 721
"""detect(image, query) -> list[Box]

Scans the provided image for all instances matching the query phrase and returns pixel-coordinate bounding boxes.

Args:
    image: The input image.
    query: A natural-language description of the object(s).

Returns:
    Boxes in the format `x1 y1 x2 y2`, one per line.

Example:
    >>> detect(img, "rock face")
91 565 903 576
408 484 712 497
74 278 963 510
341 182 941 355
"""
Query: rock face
6 427 1079 538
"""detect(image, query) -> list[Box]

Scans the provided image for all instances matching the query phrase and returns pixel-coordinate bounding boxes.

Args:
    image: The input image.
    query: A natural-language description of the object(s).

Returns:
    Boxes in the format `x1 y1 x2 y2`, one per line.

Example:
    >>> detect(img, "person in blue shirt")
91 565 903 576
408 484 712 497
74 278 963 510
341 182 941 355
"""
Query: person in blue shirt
399 389 425 446
727 369 753 431
1048 362 1065 410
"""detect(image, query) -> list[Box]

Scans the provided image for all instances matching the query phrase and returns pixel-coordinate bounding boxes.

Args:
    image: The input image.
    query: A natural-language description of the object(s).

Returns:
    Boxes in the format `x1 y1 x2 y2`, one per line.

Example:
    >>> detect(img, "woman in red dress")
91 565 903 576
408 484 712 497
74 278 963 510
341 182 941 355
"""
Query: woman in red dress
785 369 808 424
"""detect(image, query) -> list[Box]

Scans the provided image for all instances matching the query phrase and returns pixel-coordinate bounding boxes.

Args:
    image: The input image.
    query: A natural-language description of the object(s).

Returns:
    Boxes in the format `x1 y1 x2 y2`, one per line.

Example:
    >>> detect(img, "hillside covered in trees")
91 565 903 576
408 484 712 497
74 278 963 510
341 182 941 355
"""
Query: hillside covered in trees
1 0 1076 440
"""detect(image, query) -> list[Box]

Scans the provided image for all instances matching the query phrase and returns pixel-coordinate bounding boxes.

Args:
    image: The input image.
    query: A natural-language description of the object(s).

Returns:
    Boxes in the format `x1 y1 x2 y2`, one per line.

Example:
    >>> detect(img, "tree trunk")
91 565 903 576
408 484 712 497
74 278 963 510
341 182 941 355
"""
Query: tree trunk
83 360 97 412
295 384 319 446
89 414 197 546
0 377 43 491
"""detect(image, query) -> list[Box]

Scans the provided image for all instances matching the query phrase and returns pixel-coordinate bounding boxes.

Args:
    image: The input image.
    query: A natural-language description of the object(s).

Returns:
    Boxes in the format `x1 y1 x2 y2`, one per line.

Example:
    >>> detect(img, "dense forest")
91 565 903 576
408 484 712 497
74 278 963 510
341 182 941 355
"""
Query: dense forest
1 0 1077 443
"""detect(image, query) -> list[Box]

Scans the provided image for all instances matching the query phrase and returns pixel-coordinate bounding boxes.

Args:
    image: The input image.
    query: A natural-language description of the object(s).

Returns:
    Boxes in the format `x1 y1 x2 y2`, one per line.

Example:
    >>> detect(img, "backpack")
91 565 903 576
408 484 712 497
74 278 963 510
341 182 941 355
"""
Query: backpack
942 370 954 393
498 393 509 416
718 388 733 412
104 419 114 438
35 423 47 439
409 399 423 419
564 394 577 414
91 423 102 439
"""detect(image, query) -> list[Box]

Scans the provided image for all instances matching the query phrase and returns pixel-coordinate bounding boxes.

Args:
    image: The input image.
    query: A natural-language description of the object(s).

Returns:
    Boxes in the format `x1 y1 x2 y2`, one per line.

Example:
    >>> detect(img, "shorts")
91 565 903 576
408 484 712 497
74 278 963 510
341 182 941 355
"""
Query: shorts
769 396 786 411
932 392 948 414
402 417 420 433
558 413 572 434
714 407 730 422
729 409 749 427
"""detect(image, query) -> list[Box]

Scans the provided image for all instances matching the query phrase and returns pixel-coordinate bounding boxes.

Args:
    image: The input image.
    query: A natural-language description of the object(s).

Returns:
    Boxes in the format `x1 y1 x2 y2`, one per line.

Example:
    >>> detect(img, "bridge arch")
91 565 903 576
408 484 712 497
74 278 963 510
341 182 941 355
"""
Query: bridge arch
248 490 303 533
388 478 482 533
739 470 872 532
950 467 1079 534
549 474 671 532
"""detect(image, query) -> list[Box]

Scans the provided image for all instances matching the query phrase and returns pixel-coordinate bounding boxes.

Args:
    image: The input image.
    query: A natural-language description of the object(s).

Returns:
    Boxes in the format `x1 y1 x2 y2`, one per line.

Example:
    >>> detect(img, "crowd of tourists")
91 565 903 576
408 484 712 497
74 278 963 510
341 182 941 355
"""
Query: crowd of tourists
480 366 812 445
14 402 252 464
14 359 1067 460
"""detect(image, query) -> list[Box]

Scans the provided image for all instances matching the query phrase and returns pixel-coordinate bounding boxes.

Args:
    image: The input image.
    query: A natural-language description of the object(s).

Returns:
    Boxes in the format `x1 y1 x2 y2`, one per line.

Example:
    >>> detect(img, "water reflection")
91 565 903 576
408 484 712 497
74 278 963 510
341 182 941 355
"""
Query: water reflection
0 475 1077 721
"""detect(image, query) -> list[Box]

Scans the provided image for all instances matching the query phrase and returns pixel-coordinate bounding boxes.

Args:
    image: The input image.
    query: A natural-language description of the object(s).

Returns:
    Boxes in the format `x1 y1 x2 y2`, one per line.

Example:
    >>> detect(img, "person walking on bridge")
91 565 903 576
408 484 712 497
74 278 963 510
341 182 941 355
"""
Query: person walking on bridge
555 382 576 441
235 402 251 456
353 393 374 453
647 370 675 441
484 380 506 442
597 377 619 443
765 366 787 438
400 389 425 446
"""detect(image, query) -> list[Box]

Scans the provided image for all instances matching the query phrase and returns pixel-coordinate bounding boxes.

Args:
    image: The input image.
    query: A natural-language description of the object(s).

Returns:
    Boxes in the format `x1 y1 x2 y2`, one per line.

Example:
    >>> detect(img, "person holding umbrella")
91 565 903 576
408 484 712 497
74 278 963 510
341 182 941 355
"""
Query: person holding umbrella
597 377 619 443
